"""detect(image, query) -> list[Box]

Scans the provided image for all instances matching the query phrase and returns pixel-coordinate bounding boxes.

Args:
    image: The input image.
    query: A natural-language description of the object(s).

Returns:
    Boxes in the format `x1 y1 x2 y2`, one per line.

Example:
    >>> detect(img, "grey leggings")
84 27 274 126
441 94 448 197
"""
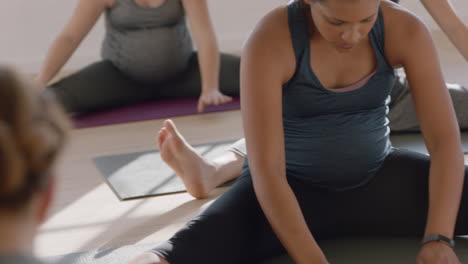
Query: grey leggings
48 52 240 114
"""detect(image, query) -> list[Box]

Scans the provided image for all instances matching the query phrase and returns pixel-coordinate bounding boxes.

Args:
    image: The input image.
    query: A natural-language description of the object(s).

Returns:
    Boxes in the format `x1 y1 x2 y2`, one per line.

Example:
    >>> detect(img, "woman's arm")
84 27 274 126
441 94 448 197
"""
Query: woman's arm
182 0 231 112
241 8 328 264
36 0 113 88
421 0 468 61
388 7 465 263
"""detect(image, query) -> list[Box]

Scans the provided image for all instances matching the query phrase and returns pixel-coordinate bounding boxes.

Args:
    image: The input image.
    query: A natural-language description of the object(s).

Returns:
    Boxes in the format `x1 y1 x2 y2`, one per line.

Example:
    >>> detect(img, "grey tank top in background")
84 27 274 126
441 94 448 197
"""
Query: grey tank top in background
101 0 193 84
280 2 395 191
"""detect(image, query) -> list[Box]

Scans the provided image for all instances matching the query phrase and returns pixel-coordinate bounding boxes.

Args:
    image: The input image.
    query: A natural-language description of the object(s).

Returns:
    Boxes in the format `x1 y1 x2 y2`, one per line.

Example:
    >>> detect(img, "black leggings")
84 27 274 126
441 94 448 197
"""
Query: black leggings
47 53 240 114
152 148 468 264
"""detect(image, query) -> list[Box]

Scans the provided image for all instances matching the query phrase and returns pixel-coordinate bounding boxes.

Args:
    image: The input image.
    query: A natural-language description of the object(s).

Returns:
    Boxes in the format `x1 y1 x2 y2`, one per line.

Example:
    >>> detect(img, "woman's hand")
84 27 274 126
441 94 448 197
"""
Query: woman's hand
197 89 232 112
416 242 461 264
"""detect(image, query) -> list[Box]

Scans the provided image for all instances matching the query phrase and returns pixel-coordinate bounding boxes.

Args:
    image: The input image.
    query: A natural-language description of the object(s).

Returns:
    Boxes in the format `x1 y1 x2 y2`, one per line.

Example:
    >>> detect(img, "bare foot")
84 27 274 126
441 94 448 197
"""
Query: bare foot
157 119 216 199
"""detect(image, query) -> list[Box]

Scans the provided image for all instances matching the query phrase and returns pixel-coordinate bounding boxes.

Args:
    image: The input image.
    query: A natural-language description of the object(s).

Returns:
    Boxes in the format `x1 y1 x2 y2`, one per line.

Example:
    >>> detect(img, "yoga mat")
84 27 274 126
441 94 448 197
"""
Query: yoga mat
262 237 468 264
93 133 468 201
93 140 237 200
74 97 240 129
42 237 468 264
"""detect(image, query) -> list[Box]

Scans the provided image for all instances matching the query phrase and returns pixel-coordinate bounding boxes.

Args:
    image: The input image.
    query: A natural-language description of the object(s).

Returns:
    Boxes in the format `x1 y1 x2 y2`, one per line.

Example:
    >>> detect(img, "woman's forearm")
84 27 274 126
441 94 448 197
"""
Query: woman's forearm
421 0 468 61
196 34 220 92
425 143 465 238
181 0 221 92
36 0 109 88
252 170 327 264
36 36 81 88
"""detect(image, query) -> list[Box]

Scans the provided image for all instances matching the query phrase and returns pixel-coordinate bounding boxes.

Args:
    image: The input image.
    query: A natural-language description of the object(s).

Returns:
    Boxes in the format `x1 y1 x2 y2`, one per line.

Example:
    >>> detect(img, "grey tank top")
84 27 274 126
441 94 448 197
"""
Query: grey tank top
101 0 193 84
281 2 395 191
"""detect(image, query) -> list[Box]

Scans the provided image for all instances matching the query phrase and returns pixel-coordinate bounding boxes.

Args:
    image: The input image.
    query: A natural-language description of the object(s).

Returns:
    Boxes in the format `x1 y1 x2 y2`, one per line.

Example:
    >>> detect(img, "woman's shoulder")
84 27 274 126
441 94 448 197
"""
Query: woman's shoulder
241 6 295 82
253 6 290 40
381 0 426 33
242 5 296 83
104 0 116 8
380 0 431 66
244 6 292 55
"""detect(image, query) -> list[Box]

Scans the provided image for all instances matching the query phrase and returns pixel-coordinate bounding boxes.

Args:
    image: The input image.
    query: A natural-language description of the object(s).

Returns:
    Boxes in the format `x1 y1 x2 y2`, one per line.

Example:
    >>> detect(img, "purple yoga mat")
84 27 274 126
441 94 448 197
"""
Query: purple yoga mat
74 97 240 129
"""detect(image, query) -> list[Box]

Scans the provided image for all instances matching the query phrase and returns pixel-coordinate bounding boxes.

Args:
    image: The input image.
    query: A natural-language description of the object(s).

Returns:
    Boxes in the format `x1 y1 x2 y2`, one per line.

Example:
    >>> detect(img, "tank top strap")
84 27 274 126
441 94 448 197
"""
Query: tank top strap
287 1 310 66
369 8 388 63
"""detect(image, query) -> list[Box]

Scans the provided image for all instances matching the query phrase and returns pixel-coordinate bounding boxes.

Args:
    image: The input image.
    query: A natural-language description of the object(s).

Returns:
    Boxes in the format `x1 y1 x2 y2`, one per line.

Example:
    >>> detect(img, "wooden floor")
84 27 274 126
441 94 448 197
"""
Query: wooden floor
35 111 243 257
35 32 468 258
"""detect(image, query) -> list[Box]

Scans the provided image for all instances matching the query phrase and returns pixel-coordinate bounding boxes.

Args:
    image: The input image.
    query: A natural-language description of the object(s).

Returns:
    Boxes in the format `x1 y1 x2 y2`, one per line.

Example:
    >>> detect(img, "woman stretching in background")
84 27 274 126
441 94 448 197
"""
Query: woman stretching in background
37 0 239 114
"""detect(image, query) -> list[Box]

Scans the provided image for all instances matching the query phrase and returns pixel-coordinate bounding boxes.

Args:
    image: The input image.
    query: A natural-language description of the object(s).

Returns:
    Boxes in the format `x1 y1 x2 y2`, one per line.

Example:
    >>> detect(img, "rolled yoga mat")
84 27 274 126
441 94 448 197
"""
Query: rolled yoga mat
93 133 468 201
42 237 468 264
74 97 240 129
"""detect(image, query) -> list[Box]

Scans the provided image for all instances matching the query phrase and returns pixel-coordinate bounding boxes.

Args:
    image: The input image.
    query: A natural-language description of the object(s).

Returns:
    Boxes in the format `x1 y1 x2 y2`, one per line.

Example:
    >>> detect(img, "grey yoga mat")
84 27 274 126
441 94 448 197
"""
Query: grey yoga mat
93 133 468 200
43 236 468 264
93 140 237 200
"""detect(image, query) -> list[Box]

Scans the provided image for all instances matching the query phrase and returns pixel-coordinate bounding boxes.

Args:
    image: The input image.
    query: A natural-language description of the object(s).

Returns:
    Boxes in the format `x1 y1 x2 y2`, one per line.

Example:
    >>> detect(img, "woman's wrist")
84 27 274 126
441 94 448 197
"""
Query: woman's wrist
422 234 456 248
201 86 219 93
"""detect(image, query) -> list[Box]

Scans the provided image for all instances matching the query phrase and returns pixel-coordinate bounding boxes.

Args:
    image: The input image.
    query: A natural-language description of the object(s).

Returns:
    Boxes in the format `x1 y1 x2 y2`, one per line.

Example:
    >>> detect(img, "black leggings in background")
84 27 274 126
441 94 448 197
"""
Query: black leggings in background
153 148 468 264
47 53 240 114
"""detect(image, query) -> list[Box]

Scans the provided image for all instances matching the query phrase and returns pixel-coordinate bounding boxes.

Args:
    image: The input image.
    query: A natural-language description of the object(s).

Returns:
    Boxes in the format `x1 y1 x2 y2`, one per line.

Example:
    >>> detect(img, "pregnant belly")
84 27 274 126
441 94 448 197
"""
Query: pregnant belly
284 128 390 189
103 26 193 83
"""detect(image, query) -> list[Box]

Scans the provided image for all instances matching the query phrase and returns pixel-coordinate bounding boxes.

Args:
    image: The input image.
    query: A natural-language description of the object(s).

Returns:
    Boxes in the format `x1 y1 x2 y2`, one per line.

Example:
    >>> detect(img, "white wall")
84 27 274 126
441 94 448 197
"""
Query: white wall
1 0 467 74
